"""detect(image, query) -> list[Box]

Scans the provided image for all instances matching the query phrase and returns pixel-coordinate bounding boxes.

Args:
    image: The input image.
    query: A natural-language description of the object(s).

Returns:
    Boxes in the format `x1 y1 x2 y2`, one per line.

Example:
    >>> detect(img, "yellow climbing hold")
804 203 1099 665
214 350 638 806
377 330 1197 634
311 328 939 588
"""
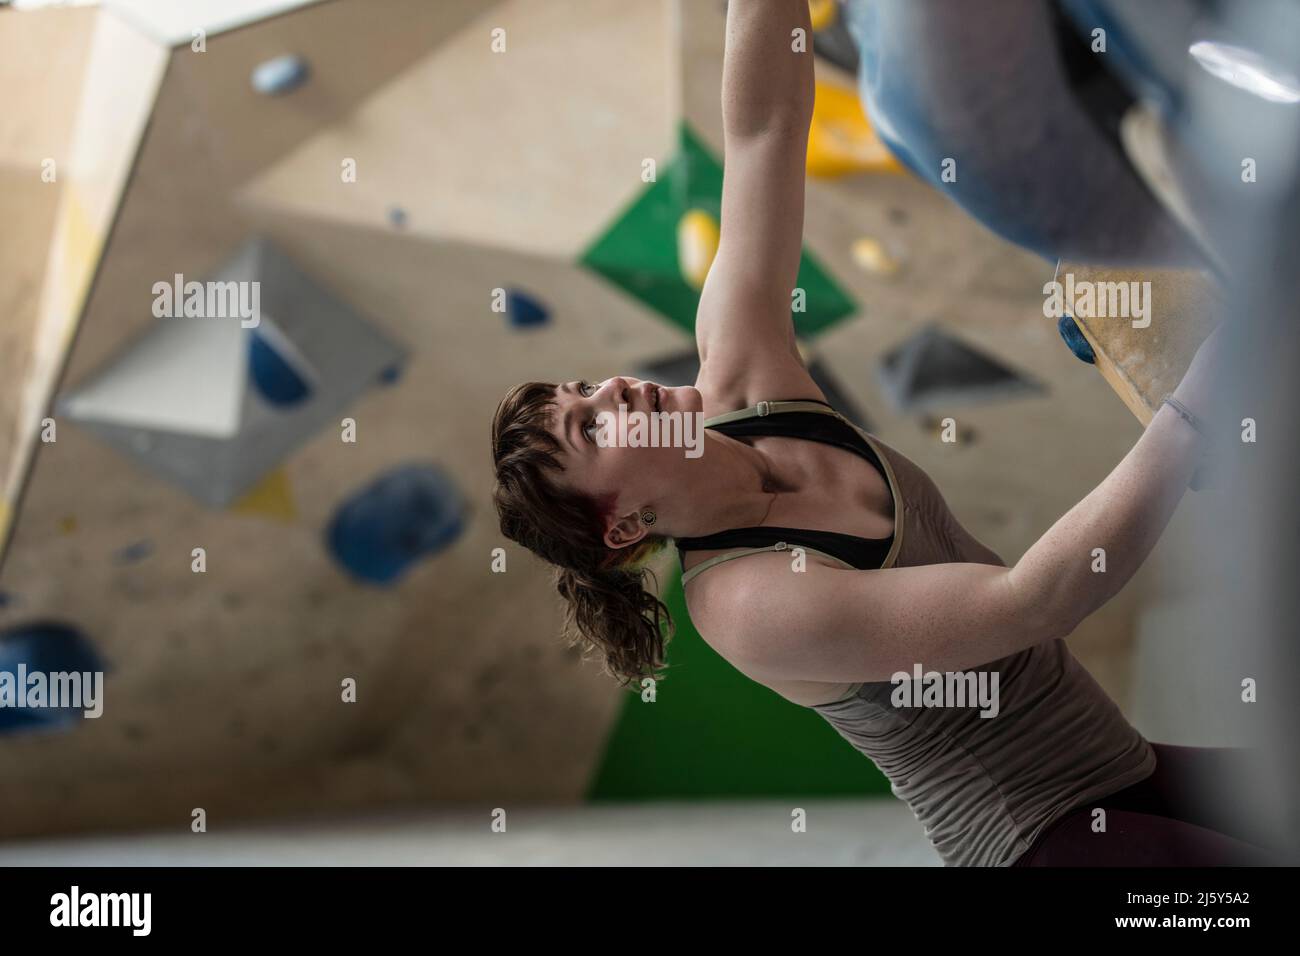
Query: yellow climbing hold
677 209 721 291
851 237 904 276
231 468 297 522
808 0 837 32
807 79 903 178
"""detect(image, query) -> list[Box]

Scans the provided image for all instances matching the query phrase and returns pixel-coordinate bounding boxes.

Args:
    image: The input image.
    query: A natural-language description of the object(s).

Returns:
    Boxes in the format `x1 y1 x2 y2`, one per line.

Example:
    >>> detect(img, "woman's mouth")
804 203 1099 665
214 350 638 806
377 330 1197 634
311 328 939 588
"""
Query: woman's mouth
653 387 661 412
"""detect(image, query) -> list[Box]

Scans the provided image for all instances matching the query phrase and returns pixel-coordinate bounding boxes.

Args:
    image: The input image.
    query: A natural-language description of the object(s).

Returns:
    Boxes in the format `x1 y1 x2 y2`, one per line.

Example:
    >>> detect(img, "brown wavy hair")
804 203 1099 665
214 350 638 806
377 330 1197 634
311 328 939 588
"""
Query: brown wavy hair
490 381 673 689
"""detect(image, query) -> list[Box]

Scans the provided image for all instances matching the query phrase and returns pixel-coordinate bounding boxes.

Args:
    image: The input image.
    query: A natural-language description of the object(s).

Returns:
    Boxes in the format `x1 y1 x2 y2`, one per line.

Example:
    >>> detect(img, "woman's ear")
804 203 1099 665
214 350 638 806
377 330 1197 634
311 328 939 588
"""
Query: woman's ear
604 510 648 550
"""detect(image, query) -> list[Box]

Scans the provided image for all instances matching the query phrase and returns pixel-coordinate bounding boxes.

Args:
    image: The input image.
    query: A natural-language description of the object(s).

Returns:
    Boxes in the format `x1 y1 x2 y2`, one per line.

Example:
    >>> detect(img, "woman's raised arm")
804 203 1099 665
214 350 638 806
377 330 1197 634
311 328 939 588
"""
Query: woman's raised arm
695 0 817 396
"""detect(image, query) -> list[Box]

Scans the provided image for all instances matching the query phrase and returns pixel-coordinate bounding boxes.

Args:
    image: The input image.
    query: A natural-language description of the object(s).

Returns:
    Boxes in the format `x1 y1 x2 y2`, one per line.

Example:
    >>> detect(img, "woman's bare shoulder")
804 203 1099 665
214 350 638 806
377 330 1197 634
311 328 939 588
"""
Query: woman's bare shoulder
683 551 837 656
683 555 865 705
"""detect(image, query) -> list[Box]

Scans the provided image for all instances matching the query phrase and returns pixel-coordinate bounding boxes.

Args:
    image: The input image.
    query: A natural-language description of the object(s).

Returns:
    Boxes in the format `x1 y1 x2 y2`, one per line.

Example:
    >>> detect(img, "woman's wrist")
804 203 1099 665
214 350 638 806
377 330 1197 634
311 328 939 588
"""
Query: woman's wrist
1160 393 1208 439
1153 396 1212 489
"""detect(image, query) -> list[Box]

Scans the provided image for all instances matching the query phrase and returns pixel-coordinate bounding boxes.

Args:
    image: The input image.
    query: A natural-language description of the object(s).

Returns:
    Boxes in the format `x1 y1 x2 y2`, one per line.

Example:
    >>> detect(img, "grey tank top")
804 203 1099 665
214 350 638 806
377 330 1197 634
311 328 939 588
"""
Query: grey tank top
810 430 1156 866
685 401 1156 866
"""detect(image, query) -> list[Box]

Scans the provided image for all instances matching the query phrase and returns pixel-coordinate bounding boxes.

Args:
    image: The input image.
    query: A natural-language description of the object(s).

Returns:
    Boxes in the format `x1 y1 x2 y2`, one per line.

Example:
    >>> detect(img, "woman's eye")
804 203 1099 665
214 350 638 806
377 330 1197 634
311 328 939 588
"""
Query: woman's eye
580 381 595 397
583 420 598 443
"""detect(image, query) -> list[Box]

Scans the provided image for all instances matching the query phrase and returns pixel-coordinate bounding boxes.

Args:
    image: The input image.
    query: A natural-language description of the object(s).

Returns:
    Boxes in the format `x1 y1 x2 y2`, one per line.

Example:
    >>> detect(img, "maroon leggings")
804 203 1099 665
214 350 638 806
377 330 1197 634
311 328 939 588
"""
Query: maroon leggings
1012 743 1281 866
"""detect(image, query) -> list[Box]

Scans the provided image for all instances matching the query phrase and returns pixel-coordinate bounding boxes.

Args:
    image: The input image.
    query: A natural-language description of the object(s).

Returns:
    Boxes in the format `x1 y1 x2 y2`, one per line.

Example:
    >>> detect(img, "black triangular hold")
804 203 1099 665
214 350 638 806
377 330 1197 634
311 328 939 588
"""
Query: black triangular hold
876 324 1044 412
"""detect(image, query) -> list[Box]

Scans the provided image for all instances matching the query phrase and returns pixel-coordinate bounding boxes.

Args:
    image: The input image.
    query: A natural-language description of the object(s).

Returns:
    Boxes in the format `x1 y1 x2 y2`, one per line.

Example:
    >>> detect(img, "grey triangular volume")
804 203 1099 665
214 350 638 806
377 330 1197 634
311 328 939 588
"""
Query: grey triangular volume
876 324 1044 413
57 297 248 439
635 348 872 429
55 236 406 507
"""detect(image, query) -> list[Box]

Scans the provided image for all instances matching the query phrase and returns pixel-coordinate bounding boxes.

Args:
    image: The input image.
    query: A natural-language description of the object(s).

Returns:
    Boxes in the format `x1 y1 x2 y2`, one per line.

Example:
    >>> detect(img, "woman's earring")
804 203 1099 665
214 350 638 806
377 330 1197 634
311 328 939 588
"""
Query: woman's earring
640 511 657 526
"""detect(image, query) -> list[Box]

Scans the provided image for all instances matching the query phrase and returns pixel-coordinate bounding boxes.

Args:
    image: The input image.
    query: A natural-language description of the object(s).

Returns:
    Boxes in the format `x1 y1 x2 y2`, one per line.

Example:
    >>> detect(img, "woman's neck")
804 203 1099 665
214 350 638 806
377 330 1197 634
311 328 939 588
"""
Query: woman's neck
663 431 803 540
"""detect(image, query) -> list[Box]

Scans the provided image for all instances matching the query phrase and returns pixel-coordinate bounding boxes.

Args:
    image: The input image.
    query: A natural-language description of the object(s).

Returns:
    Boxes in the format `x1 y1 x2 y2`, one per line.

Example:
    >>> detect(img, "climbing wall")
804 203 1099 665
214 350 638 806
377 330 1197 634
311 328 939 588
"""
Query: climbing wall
0 0 687 837
0 5 167 557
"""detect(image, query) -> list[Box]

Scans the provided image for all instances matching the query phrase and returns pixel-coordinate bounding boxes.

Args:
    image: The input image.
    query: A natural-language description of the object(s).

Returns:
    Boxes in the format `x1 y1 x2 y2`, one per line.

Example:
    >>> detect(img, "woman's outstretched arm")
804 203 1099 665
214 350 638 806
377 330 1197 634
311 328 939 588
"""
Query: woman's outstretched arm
695 0 818 398
1015 325 1223 634
722 330 1222 684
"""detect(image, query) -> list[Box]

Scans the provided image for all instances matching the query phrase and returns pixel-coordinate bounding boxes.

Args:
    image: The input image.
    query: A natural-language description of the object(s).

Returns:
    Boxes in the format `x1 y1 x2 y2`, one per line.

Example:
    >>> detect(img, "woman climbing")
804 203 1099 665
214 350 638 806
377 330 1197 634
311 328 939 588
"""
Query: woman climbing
490 0 1273 866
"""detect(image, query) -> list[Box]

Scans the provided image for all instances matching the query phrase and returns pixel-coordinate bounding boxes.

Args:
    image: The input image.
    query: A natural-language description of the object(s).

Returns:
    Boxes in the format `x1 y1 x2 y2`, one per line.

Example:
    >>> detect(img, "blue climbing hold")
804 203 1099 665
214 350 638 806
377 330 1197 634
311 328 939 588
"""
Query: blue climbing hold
251 54 310 96
506 288 550 329
0 621 106 735
114 539 155 565
1057 314 1096 364
248 329 313 406
326 464 466 585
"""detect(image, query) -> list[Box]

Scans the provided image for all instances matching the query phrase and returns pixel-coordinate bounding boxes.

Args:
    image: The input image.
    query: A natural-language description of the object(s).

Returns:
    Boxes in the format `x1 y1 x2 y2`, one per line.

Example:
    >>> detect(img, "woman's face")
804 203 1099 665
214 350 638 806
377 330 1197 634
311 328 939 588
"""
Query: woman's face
547 376 704 539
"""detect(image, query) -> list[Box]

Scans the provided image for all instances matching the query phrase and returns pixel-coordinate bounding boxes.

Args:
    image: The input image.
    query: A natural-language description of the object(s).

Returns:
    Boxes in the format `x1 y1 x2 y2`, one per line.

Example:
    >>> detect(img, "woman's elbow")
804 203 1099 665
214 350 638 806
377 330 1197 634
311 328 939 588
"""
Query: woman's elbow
1005 567 1081 647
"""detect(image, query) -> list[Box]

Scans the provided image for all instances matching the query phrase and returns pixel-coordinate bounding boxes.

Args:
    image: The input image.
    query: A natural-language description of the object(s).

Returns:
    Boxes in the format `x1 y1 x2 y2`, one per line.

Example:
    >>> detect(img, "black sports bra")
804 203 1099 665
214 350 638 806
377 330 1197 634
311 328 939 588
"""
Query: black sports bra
674 398 897 582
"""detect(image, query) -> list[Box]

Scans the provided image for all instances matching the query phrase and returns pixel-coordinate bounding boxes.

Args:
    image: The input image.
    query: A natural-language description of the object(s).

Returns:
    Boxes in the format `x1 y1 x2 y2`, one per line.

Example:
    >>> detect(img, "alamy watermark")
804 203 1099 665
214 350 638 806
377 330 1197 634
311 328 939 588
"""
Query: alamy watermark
594 404 705 459
152 274 261 328
50 886 150 936
1043 273 1151 329
891 664 1000 718
0 665 104 718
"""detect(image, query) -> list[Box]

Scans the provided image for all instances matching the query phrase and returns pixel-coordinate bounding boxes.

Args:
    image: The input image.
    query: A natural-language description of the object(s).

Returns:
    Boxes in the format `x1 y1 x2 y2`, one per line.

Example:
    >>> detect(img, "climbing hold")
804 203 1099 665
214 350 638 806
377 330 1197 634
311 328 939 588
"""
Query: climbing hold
388 206 408 229
851 237 904 277
809 1 860 76
230 468 297 523
1057 314 1096 364
877 324 1045 412
505 289 551 329
582 124 858 337
808 0 837 32
326 464 466 585
113 540 154 565
251 54 310 96
677 209 721 291
0 621 106 734
248 327 313 407
56 237 403 508
807 80 903 178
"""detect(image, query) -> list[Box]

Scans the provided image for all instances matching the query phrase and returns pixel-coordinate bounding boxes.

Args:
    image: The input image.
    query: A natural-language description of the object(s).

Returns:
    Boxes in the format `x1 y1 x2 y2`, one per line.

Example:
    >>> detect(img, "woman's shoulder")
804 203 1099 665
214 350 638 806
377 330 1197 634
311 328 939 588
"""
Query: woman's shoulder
683 554 803 671
684 551 787 622
683 547 846 642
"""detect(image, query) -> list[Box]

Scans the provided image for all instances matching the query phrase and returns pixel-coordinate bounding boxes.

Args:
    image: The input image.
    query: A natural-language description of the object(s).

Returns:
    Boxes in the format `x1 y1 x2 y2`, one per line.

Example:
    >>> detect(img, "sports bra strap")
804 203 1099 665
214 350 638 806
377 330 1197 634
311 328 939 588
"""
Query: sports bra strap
680 540 857 586
702 399 843 429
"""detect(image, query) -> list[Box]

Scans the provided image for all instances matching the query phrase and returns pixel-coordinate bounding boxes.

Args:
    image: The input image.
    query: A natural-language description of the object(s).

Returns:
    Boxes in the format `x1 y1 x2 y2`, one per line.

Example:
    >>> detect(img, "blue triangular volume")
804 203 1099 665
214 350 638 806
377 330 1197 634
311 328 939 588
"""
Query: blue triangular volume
505 288 550 329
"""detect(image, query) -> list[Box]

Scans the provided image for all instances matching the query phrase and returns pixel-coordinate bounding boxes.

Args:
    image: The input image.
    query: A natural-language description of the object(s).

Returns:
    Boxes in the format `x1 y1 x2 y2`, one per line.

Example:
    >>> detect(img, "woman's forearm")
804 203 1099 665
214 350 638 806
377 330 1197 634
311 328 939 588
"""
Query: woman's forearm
722 0 814 138
1010 402 1206 638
